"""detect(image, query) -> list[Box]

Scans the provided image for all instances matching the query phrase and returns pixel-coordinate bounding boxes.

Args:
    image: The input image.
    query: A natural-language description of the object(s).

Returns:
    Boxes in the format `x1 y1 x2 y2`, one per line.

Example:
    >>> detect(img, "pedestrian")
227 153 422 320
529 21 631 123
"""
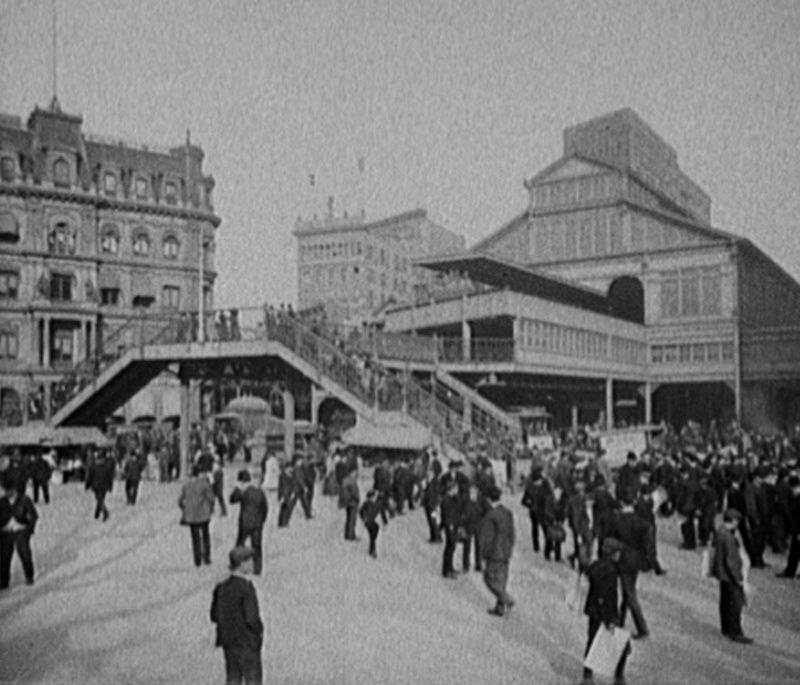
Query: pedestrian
359 490 381 558
776 475 800 579
421 461 443 542
521 467 550 553
178 465 215 567
230 470 268 575
581 537 631 685
711 508 753 643
461 483 487 572
440 478 461 579
277 462 298 528
341 463 360 541
210 546 264 685
0 477 39 589
608 494 653 640
31 451 53 505
478 484 516 617
122 452 142 505
86 449 115 522
212 457 227 517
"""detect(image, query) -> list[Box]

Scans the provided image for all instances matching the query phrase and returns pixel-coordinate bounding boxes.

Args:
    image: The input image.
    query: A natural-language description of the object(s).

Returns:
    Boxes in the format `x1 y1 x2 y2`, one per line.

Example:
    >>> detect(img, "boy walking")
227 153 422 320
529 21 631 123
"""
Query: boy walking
359 490 381 558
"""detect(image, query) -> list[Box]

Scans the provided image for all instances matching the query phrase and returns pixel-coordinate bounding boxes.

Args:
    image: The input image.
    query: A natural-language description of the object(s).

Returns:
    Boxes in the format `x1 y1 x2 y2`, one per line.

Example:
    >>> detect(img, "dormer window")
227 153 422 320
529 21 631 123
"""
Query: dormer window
1 156 15 183
100 225 120 255
164 181 177 205
53 158 70 187
163 236 179 259
132 232 151 256
104 172 117 197
135 177 148 200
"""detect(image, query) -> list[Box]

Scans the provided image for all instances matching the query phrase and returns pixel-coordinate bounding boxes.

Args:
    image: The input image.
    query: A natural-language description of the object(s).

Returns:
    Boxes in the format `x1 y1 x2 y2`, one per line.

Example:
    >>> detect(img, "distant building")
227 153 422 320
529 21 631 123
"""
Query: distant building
294 208 464 327
0 99 219 427
383 109 800 432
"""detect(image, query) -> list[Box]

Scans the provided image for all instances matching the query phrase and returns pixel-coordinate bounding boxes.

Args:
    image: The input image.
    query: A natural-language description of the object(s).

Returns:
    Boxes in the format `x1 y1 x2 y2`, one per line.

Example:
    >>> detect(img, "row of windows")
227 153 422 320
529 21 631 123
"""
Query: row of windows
0 155 181 205
530 174 619 210
300 240 364 262
650 341 734 364
660 267 722 319
97 286 182 310
519 318 611 359
41 221 184 259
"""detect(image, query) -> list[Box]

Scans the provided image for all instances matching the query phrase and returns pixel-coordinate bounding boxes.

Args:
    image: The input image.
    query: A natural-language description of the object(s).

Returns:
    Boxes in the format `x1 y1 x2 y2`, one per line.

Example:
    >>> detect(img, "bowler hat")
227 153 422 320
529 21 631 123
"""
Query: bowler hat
237 469 251 483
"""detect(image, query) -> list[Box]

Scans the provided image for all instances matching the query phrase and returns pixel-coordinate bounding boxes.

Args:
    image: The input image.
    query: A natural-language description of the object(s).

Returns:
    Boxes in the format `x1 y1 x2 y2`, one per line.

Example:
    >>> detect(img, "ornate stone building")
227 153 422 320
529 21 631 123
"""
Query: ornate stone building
0 99 219 427
294 208 464 327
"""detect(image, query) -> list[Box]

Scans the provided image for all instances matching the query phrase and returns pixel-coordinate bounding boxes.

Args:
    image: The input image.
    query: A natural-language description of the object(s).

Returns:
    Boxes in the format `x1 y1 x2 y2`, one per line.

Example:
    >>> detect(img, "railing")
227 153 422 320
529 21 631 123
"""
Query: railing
438 337 515 363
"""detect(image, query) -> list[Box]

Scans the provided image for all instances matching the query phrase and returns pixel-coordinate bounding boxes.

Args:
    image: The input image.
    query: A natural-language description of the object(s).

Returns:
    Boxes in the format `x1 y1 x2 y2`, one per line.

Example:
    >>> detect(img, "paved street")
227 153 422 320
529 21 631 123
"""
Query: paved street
1 467 799 684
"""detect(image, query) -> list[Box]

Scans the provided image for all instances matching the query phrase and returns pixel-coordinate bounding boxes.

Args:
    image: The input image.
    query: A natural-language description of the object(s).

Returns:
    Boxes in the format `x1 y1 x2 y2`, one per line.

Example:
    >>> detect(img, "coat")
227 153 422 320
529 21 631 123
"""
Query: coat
210 575 263 650
87 457 115 494
179 477 215 524
230 484 268 531
340 472 360 509
478 503 515 563
584 557 620 625
711 525 743 585
609 508 653 573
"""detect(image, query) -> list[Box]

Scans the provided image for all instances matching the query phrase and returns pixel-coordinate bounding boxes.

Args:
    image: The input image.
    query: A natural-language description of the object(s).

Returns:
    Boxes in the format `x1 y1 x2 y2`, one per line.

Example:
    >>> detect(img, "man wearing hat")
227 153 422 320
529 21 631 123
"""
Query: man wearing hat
210 546 264 684
582 537 631 685
711 508 753 643
478 484 516 616
230 470 269 575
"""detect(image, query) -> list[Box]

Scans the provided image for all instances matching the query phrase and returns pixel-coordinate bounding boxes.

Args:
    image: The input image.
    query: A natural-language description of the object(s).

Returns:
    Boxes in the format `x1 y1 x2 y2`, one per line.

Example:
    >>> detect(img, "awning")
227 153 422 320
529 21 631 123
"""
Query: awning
341 420 432 451
97 270 121 289
0 423 111 447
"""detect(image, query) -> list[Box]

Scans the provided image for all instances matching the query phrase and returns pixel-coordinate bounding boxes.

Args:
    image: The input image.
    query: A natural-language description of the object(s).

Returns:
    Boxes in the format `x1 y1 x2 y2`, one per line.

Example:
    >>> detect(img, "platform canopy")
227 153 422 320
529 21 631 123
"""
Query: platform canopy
415 252 621 319
341 420 432 451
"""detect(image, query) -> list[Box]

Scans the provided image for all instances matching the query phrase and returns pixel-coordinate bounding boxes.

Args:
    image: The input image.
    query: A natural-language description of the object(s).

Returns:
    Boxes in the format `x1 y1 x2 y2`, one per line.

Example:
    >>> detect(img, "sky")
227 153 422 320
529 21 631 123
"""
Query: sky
1 0 799 308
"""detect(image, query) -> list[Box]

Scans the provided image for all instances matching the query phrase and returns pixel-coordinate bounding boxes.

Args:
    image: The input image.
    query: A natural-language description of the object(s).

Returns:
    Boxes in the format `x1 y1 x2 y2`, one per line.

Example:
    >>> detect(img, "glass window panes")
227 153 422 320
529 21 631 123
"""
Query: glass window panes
163 236 179 259
53 158 69 186
0 271 19 298
1 156 15 182
136 177 148 199
101 227 119 254
133 233 151 256
162 285 180 310
104 173 117 196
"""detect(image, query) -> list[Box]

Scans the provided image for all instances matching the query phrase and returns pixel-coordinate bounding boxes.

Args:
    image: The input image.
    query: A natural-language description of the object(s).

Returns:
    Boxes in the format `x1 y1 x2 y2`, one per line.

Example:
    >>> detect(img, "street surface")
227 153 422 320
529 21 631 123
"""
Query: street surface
1 466 799 684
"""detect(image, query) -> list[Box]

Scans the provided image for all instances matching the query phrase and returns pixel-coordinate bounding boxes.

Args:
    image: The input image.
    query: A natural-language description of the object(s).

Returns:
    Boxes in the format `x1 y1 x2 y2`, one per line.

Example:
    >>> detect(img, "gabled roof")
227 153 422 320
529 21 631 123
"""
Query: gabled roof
526 154 619 186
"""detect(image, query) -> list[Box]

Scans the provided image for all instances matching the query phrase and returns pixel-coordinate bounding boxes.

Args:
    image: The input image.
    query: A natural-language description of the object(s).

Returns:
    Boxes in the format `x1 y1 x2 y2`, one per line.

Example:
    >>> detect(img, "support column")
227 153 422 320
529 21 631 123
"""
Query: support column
605 377 614 431
283 386 295 459
512 316 521 363
571 404 579 432
43 381 52 422
180 369 191 478
43 316 51 368
461 319 471 362
463 398 473 434
644 381 653 425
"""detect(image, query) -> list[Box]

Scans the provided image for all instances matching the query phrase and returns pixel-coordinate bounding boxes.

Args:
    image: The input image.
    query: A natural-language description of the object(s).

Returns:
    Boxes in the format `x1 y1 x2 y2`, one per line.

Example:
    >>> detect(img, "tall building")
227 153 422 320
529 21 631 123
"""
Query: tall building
0 99 220 427
294 208 464 326
383 109 800 431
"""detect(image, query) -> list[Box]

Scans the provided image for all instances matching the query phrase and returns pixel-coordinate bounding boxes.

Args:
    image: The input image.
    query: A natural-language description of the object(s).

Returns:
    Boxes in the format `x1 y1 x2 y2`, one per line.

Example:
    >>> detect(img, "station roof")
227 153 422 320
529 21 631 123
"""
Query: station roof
415 252 626 320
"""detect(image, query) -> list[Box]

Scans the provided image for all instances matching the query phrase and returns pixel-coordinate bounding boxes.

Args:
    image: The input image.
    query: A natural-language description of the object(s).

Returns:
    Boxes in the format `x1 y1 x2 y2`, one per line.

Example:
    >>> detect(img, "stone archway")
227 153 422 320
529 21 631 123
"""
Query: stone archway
608 276 645 324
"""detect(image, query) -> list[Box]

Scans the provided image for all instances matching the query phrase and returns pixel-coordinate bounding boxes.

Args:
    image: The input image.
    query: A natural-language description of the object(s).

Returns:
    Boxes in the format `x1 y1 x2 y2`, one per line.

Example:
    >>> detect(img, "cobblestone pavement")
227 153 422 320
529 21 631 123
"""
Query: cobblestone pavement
1 467 799 684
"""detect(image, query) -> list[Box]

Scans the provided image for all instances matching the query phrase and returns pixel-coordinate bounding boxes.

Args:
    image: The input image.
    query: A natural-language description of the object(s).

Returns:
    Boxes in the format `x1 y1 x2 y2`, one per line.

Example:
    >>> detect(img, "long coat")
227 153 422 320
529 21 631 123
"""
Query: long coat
230 484 268 531
210 574 263 650
478 503 515 563
711 525 743 585
179 477 215 524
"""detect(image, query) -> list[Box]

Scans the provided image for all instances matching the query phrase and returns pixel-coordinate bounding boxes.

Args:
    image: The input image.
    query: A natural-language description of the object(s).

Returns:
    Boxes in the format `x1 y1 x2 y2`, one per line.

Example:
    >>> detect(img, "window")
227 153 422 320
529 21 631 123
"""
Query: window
100 288 120 306
100 226 119 255
0 271 19 299
681 269 700 316
1 156 15 182
53 158 70 187
660 271 680 318
48 222 76 255
135 177 148 199
104 172 117 197
162 285 180 310
133 233 151 256
164 182 178 205
163 236 179 259
51 329 73 363
0 328 18 358
49 273 73 301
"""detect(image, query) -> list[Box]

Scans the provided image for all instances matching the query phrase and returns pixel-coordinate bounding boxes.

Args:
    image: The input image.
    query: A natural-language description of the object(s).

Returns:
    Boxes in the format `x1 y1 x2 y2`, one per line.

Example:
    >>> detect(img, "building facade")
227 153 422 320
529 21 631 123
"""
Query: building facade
383 109 800 432
0 99 219 427
294 208 464 327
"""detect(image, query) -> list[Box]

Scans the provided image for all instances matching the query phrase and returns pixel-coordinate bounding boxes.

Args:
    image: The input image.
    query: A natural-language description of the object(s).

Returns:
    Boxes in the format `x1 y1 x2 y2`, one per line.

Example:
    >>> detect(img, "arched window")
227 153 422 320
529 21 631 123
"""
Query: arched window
132 232 151 256
164 181 178 205
53 158 70 187
163 235 179 259
104 172 117 197
48 221 76 255
608 276 645 324
1 156 15 183
135 177 148 200
100 225 120 254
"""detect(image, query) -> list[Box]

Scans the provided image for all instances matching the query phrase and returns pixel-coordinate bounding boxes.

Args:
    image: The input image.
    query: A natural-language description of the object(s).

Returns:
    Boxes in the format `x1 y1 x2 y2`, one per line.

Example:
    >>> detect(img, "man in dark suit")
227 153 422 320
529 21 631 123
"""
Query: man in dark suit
440 478 462 578
478 484 515 616
0 476 39 589
230 470 269 575
521 468 550 553
608 495 653 639
86 449 115 522
210 546 264 684
776 475 800 579
711 508 752 643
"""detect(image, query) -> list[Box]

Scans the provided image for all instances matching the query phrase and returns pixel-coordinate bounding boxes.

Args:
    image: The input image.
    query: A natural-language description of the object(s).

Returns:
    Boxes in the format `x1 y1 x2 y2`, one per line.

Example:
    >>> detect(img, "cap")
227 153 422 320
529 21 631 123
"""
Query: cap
486 484 502 502
237 469 251 483
723 508 743 523
229 546 255 569
449 460 463 469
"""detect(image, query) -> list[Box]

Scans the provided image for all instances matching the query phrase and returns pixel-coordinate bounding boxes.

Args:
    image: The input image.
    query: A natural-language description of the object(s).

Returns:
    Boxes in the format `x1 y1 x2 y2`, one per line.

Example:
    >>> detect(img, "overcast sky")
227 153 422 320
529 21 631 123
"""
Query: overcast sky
2 0 799 308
